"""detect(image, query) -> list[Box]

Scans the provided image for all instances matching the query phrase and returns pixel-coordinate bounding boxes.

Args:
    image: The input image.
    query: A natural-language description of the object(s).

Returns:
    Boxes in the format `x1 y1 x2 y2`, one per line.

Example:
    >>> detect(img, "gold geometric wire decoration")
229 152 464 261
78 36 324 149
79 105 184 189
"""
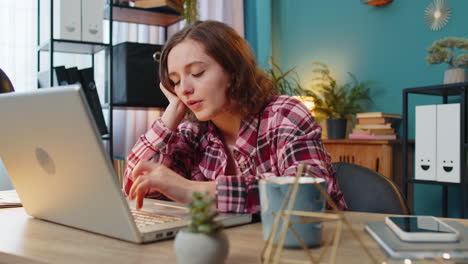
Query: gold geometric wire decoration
425 0 452 31
260 163 381 264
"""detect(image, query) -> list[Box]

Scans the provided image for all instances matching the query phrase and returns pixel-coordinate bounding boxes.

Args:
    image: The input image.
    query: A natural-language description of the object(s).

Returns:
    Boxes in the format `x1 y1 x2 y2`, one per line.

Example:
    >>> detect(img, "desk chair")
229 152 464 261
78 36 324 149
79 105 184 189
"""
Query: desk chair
0 68 14 93
333 162 410 215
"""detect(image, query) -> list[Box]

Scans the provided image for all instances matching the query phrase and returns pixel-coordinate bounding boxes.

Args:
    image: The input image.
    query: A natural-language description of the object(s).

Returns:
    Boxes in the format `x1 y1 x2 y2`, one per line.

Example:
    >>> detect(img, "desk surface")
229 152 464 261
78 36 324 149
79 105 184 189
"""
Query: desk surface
0 208 466 264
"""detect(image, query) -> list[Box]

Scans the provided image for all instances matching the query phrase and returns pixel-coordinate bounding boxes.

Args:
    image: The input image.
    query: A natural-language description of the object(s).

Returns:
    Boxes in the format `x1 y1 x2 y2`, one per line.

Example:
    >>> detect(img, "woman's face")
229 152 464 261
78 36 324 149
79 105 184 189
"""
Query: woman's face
167 39 231 122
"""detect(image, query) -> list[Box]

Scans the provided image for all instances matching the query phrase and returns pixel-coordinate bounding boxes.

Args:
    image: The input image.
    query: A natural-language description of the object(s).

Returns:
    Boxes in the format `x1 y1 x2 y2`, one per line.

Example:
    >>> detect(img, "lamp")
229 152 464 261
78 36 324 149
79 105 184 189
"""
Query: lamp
293 95 315 113
0 68 14 93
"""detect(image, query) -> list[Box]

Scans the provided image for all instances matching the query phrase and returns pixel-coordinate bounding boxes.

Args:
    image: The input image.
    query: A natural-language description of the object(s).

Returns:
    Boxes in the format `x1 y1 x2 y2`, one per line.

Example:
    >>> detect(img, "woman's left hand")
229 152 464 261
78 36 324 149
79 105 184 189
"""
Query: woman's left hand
128 161 216 209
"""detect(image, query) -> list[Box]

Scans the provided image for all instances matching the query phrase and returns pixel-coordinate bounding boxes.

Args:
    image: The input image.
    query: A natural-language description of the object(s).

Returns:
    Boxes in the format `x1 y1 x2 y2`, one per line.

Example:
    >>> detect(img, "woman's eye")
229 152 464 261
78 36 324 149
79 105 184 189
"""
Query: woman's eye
192 70 205 77
170 80 180 86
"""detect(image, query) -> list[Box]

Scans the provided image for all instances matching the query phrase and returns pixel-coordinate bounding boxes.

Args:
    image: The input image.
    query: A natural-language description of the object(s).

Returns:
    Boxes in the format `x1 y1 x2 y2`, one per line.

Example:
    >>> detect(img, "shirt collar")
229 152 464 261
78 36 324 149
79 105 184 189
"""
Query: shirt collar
204 113 261 157
235 113 261 158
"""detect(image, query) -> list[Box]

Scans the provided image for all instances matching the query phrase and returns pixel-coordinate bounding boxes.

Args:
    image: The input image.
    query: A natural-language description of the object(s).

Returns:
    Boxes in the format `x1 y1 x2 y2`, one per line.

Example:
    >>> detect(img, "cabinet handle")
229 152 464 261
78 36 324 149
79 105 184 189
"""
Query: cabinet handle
375 158 380 173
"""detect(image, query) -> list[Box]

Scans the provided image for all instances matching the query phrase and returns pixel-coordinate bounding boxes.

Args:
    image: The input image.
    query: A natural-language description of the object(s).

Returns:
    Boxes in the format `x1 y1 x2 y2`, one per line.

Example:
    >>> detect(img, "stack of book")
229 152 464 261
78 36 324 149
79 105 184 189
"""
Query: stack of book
349 112 401 140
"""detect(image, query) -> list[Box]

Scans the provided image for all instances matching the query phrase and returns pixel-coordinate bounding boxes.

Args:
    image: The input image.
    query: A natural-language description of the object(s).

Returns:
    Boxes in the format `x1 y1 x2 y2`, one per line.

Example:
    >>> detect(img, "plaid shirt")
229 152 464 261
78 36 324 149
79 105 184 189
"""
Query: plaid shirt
124 95 347 213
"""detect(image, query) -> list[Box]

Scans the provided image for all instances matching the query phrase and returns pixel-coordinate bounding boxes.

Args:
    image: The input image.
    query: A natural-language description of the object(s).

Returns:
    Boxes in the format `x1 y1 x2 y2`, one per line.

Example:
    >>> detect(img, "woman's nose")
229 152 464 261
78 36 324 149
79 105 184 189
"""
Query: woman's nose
180 79 194 95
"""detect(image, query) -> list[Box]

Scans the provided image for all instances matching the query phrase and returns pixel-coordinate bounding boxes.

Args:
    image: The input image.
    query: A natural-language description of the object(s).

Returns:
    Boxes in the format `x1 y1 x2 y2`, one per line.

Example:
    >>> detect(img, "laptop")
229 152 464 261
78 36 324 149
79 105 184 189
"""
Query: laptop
0 85 252 243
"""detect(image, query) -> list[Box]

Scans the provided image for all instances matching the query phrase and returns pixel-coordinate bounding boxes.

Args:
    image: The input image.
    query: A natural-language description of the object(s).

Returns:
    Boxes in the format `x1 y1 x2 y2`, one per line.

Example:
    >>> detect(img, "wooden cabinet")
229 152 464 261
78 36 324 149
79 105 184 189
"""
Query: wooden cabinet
323 139 414 191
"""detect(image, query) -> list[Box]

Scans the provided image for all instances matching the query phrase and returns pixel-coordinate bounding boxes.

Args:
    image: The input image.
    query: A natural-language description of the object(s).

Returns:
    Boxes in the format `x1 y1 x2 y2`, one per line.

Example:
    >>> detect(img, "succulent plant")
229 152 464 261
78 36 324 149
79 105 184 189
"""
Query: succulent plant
187 192 222 234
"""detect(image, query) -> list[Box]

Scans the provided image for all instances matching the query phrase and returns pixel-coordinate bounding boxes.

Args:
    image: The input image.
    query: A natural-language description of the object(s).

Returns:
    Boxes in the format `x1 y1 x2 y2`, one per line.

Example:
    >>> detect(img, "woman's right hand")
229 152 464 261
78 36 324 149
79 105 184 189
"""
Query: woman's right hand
160 83 187 130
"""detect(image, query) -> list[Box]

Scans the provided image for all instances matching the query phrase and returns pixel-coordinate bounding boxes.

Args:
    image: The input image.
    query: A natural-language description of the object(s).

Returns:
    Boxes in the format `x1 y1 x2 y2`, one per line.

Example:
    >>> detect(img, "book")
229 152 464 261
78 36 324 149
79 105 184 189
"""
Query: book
356 112 401 119
357 117 400 125
349 133 396 140
134 0 182 11
365 221 468 259
355 123 393 129
0 190 22 207
352 128 395 135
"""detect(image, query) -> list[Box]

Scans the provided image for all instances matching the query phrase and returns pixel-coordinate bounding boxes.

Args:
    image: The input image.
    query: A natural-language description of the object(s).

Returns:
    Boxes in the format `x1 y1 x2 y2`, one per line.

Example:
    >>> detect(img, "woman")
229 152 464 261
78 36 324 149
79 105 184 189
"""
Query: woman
125 20 347 213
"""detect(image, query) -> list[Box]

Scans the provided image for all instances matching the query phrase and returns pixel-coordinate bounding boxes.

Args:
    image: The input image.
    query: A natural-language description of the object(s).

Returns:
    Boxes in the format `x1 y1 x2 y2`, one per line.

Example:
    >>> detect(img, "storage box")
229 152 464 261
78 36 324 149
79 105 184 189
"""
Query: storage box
53 0 81 41
112 42 168 108
436 103 460 183
415 105 437 181
82 0 105 42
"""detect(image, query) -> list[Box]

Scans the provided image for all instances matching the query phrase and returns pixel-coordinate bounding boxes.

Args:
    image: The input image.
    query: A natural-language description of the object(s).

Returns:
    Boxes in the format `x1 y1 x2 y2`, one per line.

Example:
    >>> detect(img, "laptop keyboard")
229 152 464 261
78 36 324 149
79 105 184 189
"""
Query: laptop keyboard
131 209 182 228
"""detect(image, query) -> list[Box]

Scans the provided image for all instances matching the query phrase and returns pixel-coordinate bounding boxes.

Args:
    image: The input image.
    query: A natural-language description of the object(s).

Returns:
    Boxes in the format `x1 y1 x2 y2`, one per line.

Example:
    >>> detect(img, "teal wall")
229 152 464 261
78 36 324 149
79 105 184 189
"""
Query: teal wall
245 0 468 218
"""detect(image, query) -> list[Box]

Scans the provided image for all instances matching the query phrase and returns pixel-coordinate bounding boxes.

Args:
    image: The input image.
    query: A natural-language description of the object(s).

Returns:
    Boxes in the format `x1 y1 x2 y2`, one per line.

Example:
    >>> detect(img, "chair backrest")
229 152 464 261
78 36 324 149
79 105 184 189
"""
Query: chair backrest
0 68 14 93
333 162 410 215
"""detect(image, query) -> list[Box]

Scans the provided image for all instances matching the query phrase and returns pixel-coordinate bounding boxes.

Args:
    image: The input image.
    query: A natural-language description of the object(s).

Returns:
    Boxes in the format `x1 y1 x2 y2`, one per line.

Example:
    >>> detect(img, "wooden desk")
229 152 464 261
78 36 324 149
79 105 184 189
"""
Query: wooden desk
0 208 465 264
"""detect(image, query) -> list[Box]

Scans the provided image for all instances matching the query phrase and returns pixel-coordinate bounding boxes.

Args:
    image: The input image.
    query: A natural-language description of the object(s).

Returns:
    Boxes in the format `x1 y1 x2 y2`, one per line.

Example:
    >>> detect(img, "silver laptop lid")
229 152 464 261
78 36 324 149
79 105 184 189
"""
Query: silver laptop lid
0 85 141 242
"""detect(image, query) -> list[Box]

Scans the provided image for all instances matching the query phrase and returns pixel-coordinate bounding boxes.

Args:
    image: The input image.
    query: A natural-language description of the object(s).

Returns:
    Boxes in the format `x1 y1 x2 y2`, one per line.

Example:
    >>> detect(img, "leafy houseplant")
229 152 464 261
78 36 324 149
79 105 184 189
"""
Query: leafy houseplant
268 60 306 96
426 37 468 84
174 192 228 264
307 62 374 139
182 0 199 25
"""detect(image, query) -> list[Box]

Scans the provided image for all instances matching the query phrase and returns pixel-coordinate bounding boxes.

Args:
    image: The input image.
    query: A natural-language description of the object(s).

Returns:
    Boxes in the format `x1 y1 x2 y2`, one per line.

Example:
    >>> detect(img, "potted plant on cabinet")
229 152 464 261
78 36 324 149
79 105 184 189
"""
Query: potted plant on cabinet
174 192 228 264
426 37 468 84
307 62 374 139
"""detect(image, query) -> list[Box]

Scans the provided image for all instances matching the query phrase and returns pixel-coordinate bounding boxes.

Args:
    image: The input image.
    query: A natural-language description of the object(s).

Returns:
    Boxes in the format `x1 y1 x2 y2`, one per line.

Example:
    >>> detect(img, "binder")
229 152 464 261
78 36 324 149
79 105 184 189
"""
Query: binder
66 67 81 85
79 68 108 135
37 66 69 88
415 105 437 181
436 104 460 183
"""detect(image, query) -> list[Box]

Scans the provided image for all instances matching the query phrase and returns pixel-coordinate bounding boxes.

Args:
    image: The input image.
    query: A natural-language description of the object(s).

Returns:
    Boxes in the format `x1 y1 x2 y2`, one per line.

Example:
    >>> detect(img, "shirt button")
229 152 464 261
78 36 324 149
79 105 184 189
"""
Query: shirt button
239 162 247 170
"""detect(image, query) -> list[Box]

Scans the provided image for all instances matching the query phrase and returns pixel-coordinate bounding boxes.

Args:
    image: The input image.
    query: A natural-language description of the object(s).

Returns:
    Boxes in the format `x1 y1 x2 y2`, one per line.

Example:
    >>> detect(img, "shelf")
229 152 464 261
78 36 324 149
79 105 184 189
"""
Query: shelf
404 82 468 96
406 178 462 186
363 0 393 6
104 4 182 27
38 39 109 54
323 139 414 145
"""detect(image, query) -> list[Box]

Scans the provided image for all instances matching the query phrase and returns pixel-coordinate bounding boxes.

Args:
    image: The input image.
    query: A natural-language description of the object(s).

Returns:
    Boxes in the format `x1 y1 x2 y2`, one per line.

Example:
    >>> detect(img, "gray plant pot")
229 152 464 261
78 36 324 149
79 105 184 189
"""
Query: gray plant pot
444 68 466 84
327 118 347 139
174 229 229 264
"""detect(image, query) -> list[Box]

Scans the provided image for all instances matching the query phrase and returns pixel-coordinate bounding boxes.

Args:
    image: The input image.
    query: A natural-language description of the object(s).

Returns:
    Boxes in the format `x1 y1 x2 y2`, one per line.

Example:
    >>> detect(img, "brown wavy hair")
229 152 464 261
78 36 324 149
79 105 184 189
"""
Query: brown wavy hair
159 20 274 117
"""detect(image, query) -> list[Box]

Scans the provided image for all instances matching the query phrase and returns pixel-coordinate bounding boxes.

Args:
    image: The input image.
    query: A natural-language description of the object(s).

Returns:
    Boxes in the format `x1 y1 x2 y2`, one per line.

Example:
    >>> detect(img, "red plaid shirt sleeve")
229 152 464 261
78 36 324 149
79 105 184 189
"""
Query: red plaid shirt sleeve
123 118 197 197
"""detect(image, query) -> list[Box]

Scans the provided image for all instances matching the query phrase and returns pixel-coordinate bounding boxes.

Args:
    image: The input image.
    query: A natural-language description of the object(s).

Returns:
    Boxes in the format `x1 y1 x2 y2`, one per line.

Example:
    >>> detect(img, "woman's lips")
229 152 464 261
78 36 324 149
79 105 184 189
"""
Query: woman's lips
188 100 203 110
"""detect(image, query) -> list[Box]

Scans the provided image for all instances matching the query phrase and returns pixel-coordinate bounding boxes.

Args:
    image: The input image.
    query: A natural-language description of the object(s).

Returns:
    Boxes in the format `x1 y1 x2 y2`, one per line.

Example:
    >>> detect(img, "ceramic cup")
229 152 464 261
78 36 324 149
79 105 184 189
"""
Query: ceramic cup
259 176 327 248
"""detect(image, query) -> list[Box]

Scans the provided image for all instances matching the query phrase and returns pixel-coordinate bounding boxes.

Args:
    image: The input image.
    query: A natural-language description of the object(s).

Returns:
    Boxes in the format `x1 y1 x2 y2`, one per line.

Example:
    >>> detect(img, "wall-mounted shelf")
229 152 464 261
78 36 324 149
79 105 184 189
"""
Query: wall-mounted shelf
363 0 393 6
104 4 182 27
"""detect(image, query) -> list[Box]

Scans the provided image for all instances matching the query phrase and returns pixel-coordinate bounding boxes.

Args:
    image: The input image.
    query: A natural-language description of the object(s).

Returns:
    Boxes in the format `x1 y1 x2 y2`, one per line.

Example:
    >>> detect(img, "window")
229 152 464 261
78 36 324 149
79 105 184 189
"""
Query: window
0 1 37 92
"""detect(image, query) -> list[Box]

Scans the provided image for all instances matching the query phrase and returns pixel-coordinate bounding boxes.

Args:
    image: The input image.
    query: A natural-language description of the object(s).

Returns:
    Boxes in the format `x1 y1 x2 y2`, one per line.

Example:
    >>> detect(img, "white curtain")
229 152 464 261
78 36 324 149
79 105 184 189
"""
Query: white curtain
0 1 37 92
113 0 244 158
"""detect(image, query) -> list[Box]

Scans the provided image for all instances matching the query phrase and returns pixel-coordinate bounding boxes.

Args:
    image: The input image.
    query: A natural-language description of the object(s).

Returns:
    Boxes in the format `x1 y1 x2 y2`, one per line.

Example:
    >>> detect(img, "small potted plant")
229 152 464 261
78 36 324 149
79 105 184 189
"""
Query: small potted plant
174 192 228 264
307 62 374 139
426 37 468 84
